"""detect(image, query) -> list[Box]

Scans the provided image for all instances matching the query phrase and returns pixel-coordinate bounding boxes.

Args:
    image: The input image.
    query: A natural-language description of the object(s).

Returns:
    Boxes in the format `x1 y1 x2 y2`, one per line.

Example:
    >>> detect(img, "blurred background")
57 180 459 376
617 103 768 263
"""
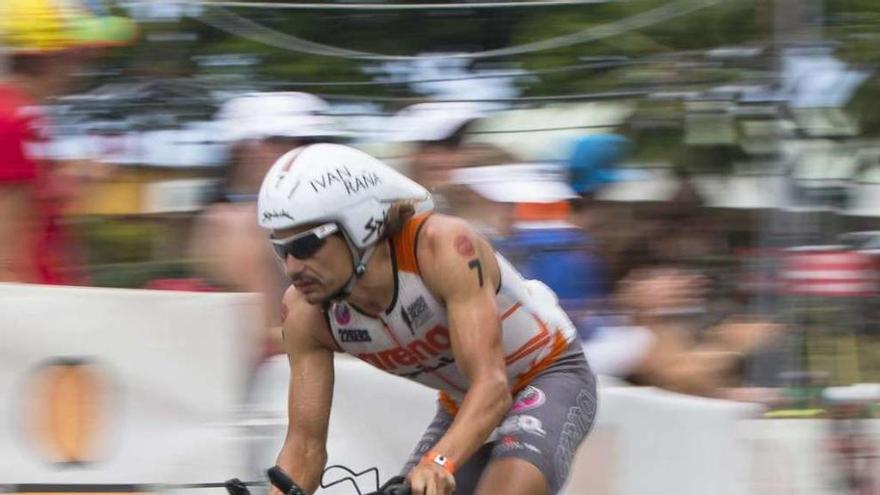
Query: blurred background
2 0 880 493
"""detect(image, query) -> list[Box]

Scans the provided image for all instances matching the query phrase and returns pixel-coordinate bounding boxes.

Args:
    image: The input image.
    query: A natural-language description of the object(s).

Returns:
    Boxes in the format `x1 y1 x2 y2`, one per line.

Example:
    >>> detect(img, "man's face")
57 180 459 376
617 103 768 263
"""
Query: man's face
271 224 353 304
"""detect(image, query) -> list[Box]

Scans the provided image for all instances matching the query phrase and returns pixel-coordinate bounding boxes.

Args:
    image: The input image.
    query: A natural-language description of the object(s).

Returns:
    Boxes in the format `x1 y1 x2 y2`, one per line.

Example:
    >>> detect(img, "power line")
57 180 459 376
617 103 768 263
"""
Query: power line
272 58 631 88
192 0 613 10
318 76 724 110
314 89 646 102
199 7 369 58
195 0 729 60
267 49 738 88
469 123 616 133
348 123 617 135
261 48 738 89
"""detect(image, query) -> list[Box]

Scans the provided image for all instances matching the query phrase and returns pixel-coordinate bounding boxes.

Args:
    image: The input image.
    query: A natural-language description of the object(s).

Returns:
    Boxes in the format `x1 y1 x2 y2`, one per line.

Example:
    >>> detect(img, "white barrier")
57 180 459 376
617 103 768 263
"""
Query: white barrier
245 357 880 494
741 418 880 495
245 356 764 495
564 385 763 495
0 283 262 487
3 284 878 494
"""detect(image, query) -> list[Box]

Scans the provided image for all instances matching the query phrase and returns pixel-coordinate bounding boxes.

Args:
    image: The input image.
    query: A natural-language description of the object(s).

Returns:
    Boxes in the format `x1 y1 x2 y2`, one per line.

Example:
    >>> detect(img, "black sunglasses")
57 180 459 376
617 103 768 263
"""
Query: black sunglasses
270 223 339 261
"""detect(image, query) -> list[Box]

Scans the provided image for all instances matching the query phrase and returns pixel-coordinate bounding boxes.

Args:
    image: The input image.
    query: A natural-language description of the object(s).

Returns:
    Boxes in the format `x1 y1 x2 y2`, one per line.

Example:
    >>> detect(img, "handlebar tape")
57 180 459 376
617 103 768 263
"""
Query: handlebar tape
381 484 411 495
374 475 410 495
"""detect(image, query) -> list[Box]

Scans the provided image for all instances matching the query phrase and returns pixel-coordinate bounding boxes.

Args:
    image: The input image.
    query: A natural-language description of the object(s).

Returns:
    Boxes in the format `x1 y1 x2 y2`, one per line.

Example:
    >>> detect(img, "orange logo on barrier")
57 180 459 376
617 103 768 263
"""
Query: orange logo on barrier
20 358 109 465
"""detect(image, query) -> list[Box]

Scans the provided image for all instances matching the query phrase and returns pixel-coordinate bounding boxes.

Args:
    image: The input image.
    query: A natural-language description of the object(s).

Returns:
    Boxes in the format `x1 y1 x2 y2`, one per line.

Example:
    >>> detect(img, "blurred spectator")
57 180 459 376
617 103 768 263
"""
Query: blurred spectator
500 133 640 336
187 92 344 358
441 144 520 239
450 160 606 337
567 134 634 199
508 200 605 327
559 133 778 395
648 168 725 262
583 241 786 398
565 134 641 254
390 102 484 210
0 0 135 284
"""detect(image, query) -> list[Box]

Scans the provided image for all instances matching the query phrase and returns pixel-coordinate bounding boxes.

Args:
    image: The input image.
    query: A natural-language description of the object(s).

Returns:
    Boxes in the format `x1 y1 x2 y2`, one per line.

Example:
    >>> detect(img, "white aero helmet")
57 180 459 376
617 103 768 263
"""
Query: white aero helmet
258 143 434 251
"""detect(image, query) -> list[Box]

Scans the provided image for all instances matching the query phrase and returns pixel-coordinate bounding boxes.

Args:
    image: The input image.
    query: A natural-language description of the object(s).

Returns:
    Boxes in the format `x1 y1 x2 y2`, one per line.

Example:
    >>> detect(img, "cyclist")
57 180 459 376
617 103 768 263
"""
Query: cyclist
259 144 596 495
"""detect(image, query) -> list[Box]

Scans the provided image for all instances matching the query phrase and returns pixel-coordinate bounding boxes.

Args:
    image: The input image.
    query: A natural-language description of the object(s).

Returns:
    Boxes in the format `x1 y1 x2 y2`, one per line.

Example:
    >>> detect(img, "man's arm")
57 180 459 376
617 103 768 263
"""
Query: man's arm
275 286 335 494
417 215 511 469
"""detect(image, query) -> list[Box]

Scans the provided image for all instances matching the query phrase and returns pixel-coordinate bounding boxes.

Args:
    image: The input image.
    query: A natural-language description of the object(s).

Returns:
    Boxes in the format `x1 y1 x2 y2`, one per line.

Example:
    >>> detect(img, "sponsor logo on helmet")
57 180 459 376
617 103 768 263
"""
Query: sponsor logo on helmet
362 216 385 243
334 304 352 325
262 209 295 223
512 385 546 413
309 166 383 196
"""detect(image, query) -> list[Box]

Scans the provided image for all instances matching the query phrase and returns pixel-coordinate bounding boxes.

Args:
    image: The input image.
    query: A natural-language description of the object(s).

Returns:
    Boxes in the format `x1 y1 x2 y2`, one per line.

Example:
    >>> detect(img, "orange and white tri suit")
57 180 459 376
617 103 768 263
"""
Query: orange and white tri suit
324 212 578 413
326 213 596 494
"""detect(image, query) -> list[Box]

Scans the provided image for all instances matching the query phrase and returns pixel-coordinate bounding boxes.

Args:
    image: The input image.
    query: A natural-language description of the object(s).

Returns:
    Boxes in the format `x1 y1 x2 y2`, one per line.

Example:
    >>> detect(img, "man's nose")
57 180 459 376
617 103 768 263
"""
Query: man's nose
284 255 306 277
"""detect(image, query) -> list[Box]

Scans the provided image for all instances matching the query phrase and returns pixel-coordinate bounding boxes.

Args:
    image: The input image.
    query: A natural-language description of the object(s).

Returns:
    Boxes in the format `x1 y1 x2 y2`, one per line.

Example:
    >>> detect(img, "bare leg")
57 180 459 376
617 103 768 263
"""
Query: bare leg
474 458 548 495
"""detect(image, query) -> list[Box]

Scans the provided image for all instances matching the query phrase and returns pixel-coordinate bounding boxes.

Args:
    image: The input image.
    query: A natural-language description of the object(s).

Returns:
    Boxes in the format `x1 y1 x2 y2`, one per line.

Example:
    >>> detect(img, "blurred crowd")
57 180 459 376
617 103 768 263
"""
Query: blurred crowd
2 0 880 412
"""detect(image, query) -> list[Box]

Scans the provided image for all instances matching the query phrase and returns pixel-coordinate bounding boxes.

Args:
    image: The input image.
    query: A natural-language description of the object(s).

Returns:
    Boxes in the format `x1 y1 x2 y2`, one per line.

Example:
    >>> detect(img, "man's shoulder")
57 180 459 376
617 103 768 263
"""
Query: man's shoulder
413 213 476 247
392 212 475 268
412 213 500 296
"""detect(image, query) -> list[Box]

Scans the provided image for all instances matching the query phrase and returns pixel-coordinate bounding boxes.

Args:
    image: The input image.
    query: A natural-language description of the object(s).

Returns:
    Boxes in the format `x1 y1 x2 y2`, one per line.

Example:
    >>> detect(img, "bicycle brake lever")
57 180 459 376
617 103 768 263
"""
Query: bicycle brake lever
224 478 251 495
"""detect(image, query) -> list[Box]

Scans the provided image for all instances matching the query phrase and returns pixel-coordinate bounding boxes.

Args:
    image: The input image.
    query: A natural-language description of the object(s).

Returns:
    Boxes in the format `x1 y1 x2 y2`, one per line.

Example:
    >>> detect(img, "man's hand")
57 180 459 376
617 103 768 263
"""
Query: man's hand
407 462 455 495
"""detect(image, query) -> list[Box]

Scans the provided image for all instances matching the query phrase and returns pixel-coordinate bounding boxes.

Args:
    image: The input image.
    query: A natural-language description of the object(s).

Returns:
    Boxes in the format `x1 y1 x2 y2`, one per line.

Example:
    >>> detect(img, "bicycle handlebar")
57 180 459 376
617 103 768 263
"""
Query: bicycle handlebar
224 467 410 495
370 482 411 495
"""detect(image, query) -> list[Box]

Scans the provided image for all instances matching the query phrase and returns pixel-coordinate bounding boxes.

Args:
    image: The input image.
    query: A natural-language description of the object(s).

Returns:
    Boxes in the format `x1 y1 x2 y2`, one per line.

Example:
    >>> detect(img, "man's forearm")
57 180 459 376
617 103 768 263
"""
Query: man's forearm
428 378 512 469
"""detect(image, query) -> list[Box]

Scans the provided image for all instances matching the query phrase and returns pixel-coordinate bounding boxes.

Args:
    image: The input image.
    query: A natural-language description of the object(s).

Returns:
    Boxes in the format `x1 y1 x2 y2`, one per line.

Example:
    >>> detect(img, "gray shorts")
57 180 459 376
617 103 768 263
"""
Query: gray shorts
401 343 597 494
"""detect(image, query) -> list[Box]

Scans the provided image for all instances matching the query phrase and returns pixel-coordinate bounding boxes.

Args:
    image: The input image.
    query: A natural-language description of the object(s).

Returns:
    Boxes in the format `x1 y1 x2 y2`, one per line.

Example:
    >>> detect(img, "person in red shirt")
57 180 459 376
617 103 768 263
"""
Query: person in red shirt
0 76 78 283
0 0 136 283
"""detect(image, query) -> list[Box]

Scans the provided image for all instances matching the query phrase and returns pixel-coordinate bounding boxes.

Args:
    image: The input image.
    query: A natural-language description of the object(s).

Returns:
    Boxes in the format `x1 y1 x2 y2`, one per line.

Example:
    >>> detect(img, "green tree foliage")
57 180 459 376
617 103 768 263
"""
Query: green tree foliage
512 0 768 95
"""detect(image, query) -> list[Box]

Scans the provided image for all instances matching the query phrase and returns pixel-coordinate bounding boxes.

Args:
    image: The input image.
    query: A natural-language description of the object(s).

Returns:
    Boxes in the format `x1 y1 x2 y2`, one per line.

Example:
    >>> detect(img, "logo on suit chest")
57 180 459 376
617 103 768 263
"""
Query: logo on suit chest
339 328 372 342
401 296 434 334
334 304 352 325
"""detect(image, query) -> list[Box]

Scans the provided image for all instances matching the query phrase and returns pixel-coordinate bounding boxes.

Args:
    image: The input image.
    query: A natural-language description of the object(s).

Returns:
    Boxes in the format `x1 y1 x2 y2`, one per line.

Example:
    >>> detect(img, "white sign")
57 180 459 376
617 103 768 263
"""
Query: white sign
0 283 262 487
